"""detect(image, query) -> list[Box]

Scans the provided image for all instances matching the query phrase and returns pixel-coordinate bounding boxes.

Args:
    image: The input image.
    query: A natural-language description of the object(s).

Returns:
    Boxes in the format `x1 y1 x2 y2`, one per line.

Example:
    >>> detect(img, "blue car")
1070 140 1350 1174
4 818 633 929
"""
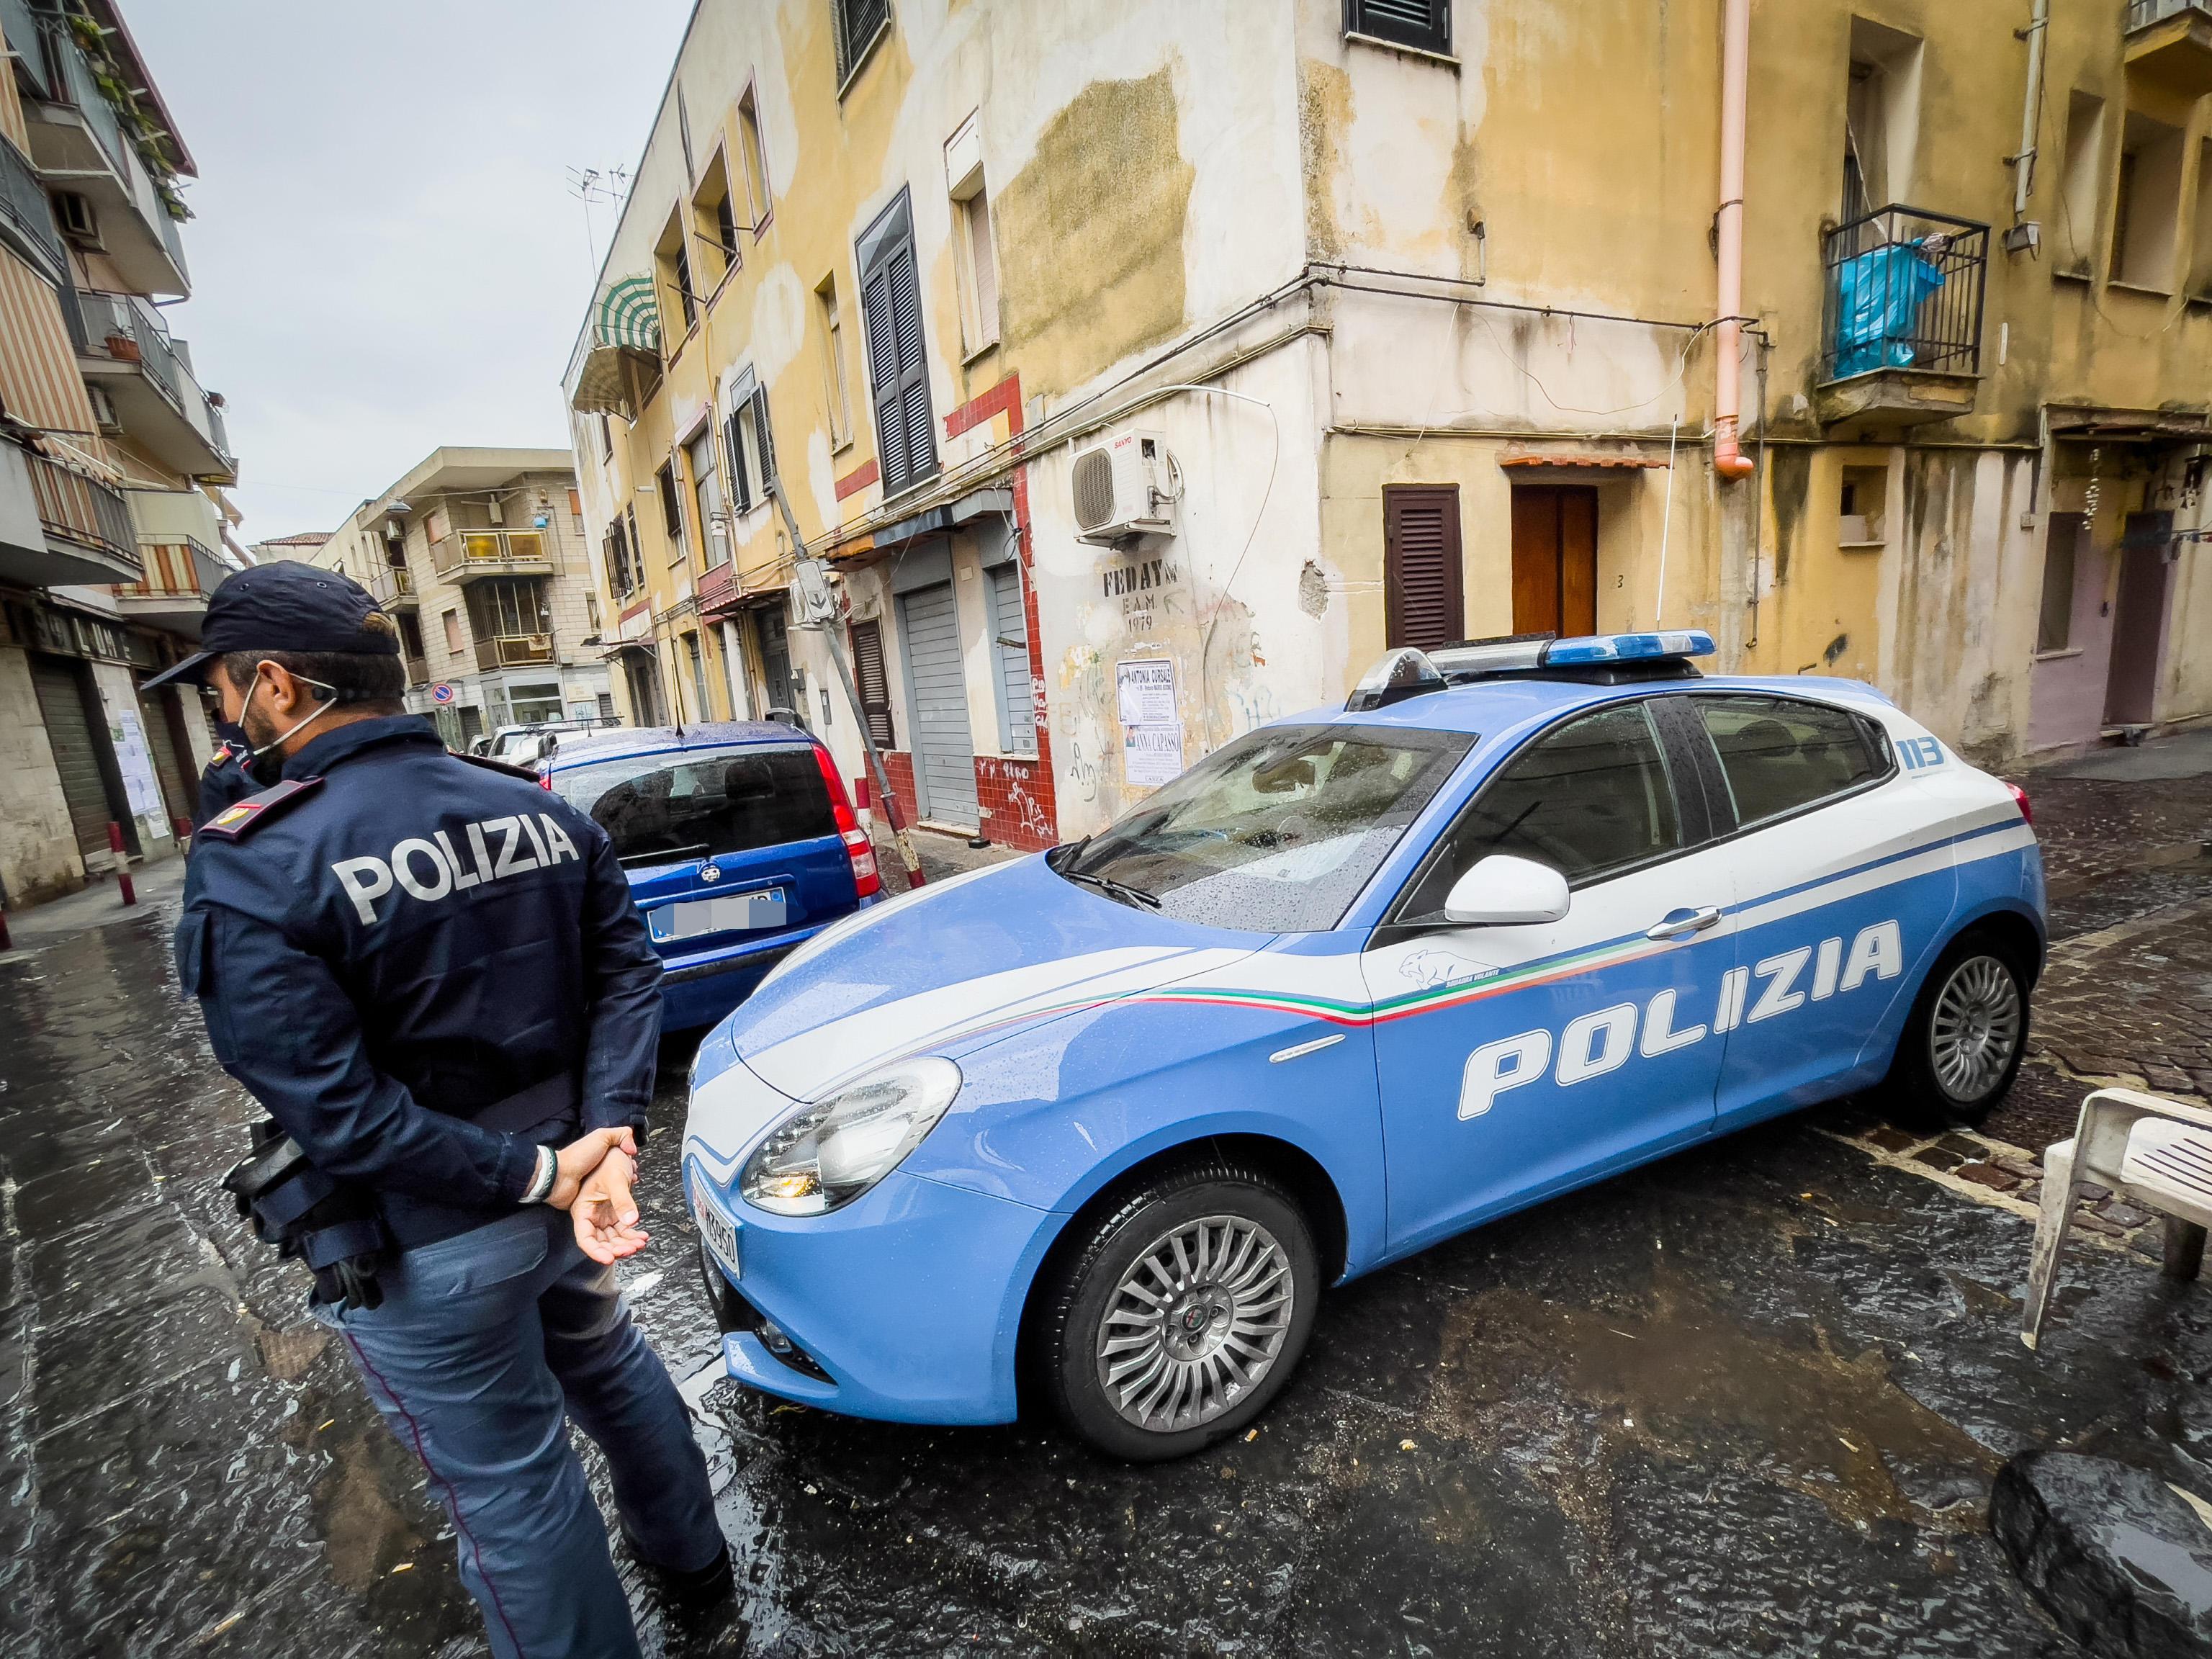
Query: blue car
539 722 879 1032
682 634 2044 1459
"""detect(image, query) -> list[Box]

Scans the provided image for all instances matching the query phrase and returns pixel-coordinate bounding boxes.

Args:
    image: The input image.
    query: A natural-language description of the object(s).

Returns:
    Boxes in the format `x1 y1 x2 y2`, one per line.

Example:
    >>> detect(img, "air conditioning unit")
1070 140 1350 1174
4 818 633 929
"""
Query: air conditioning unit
1071 429 1177 547
53 191 101 248
86 383 122 434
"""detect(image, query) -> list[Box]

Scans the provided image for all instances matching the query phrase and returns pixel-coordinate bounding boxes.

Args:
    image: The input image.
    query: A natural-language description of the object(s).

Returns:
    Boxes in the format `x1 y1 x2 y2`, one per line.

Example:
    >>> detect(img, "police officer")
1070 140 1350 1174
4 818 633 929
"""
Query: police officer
148 563 727 1658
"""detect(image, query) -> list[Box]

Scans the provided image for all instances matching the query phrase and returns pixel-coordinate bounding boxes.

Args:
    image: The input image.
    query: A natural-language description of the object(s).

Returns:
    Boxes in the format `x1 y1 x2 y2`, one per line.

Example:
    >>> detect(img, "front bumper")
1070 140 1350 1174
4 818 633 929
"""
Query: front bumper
683 1152 1052 1424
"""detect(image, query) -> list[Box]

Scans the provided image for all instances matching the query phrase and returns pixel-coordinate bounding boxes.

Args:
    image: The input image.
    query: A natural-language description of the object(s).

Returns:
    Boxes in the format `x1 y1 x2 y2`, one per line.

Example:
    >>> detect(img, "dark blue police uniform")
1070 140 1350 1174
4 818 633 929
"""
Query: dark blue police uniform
156 563 724 1659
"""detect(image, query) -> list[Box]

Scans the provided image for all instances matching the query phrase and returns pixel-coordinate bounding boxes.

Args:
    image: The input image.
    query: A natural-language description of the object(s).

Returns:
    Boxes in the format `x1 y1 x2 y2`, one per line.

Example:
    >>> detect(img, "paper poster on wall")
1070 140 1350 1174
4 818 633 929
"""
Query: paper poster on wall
1123 721 1184 787
1115 658 1177 727
109 710 172 839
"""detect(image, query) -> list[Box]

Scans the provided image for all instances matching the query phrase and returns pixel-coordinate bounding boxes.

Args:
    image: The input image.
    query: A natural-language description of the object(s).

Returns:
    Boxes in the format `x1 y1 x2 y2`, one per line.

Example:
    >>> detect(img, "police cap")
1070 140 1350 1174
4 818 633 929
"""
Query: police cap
144 562 400 689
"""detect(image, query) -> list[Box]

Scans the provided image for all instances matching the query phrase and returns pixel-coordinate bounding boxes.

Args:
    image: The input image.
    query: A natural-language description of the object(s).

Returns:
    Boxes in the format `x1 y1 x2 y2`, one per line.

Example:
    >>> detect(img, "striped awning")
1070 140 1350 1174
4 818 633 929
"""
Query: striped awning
570 275 664 415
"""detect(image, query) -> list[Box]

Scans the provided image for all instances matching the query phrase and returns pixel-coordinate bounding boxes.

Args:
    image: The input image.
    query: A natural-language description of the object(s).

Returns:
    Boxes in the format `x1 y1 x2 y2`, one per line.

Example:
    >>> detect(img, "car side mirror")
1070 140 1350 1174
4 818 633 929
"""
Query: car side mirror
1442 855 1570 926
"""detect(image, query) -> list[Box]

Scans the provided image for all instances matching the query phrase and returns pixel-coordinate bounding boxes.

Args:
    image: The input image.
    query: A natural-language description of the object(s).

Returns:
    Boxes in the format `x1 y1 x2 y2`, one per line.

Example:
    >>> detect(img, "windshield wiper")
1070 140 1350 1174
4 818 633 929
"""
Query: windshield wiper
1058 863 1161 910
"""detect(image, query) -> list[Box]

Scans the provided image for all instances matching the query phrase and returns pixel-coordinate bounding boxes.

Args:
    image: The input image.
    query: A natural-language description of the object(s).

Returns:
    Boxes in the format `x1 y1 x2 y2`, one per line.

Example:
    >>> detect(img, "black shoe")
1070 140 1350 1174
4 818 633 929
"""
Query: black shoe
624 1530 734 1611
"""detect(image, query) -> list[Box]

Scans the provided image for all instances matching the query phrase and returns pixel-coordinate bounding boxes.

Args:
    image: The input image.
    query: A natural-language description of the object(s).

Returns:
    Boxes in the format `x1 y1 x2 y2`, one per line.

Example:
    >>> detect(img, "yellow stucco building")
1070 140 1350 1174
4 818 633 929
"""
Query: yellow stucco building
568 0 2212 848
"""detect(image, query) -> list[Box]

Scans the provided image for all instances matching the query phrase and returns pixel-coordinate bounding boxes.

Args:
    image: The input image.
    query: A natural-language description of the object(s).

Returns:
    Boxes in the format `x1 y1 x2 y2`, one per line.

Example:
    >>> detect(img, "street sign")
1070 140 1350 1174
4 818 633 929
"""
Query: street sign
430 682 457 704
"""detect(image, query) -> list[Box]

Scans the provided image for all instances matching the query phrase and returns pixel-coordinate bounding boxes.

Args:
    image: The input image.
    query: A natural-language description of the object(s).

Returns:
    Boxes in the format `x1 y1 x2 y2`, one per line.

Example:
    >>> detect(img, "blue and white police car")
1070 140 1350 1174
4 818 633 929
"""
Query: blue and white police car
681 632 2043 1460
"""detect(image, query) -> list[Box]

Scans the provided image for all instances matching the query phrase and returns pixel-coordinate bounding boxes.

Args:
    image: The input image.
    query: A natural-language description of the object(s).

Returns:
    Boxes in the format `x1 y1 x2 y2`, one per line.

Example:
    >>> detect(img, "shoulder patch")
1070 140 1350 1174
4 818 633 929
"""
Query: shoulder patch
452 751 541 783
198 776 325 842
205 742 241 769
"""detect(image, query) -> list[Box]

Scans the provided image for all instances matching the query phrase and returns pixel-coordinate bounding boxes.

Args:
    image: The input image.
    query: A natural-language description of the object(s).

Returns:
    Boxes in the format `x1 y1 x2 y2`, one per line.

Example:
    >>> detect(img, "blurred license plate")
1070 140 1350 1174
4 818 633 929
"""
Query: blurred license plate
652 891 787 942
698 1197 740 1280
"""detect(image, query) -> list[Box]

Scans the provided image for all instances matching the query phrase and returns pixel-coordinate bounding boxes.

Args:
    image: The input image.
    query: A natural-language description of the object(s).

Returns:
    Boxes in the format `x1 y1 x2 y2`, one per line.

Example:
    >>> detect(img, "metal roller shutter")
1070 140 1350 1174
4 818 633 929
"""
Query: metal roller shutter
896 582 979 826
135 682 194 830
30 655 114 855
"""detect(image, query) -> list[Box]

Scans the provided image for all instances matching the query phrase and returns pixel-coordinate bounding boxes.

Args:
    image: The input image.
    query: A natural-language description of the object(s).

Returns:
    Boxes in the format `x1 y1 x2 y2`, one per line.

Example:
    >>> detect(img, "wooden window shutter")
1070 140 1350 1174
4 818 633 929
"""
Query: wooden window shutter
1382 484 1464 652
724 406 751 515
860 260 909 491
850 617 894 747
751 385 778 490
858 213 935 495
1345 0 1450 55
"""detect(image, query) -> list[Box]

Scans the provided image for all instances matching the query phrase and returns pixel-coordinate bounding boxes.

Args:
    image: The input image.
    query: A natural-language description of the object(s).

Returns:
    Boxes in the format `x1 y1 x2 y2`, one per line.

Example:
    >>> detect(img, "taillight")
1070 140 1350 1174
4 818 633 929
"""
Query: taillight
539 770 553 791
2008 782 2032 826
811 744 881 899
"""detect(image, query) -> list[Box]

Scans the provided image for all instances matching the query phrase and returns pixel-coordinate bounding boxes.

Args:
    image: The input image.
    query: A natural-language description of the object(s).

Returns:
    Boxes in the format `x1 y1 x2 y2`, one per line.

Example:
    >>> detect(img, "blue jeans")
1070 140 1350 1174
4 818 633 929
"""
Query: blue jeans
317 1208 722 1659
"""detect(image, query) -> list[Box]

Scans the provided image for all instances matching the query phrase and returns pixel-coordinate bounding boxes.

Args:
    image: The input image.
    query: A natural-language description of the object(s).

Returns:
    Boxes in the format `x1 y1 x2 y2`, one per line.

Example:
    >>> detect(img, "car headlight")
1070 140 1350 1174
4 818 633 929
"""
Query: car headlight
739 1056 961 1216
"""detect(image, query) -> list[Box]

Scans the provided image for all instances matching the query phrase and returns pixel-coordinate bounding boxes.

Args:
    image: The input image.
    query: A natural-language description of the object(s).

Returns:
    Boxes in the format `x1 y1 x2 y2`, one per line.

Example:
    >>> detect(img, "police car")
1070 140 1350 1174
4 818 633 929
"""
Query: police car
539 722 879 1030
681 633 2043 1459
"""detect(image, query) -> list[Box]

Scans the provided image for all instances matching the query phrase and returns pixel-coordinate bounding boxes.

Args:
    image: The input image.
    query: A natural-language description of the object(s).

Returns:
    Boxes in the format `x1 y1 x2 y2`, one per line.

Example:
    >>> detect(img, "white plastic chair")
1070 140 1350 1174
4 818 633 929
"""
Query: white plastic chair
2022 1087 2212 1350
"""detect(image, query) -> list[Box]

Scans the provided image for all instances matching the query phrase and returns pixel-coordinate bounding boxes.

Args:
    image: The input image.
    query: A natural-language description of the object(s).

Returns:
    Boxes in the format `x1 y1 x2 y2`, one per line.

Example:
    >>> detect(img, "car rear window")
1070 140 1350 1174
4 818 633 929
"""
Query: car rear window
1696 694 1881 828
550 745 837 868
1058 722 1474 932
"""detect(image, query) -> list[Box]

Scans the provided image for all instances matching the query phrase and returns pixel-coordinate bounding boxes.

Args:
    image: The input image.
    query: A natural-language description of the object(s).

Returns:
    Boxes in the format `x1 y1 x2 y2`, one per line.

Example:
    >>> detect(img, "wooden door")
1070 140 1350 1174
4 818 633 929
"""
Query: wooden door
1382 485 1464 650
1510 485 1599 637
850 617 895 747
2104 512 2173 727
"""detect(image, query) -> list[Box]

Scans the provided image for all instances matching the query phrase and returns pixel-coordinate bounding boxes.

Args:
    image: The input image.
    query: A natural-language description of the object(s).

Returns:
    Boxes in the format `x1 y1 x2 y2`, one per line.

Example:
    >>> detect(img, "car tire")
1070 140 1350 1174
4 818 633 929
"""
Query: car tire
1037 1160 1320 1462
1887 930 2031 1131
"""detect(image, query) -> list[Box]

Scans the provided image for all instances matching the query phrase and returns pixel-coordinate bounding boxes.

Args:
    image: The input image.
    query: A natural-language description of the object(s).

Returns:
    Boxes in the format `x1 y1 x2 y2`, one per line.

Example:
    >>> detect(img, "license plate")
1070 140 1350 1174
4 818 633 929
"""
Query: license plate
696 1188 740 1280
651 889 788 943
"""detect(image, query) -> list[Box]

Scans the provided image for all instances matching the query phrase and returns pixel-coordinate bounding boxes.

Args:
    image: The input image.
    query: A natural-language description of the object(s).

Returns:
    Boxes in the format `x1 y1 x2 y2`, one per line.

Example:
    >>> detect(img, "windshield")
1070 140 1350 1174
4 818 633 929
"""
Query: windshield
549 744 837 868
1060 723 1474 932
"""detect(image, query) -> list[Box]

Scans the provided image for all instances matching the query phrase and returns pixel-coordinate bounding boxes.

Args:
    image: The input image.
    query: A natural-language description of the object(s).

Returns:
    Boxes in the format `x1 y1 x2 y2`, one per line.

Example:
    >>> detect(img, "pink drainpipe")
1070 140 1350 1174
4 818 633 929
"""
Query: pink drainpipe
1712 0 1755 480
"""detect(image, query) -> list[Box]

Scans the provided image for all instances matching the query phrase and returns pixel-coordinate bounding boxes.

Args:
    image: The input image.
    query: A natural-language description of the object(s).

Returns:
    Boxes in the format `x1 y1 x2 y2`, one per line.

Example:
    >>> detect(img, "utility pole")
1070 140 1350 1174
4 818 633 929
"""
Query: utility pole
765 481 926 890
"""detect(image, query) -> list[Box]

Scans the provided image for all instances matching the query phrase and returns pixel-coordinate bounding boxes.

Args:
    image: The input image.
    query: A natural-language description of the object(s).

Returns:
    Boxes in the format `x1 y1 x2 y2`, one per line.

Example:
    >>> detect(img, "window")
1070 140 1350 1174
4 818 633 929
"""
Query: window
951 173 1000 354
1840 18 1923 215
684 630 712 720
585 592 601 633
2190 139 2212 301
396 611 426 662
656 460 685 562
2056 92 2107 278
1344 0 1449 55
691 152 738 289
1839 465 1887 547
835 0 890 86
1405 702 1681 905
656 210 696 335
467 577 549 647
2038 514 2086 655
817 275 853 446
442 608 462 654
1059 723 1475 933
850 617 894 747
737 87 770 228
1696 695 1881 829
724 392 753 516
550 744 838 870
1382 485 1464 651
625 507 642 588
597 413 613 460
688 426 725 570
2112 110 2185 290
856 192 937 495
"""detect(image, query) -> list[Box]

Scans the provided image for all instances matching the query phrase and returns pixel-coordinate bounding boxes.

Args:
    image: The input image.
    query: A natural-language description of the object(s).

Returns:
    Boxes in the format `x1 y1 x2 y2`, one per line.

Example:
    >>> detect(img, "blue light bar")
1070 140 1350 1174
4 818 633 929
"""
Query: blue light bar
1542 630 1716 665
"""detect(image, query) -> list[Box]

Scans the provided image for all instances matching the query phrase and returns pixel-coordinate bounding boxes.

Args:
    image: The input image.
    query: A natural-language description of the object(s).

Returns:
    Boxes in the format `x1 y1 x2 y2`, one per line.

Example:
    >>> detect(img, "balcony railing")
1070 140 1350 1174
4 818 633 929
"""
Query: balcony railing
75 289 235 475
117 536 224 603
1818 205 1989 385
474 633 556 671
366 563 416 607
2128 0 2211 30
431 529 553 580
26 448 138 572
0 132 65 288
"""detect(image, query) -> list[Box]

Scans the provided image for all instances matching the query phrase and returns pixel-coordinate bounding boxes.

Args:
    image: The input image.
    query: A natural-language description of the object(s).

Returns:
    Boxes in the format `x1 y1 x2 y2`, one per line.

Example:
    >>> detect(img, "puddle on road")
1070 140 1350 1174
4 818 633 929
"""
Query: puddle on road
1431 1254 1998 1537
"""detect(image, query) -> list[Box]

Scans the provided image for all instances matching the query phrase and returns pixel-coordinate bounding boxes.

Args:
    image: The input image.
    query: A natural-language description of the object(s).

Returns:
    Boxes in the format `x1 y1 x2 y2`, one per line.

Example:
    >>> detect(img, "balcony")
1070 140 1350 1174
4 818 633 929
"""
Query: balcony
0 444 143 588
473 633 556 671
18 17 189 297
403 651 430 687
2126 0 2212 94
1815 206 1989 433
75 290 235 484
366 562 418 611
431 529 554 583
0 133 66 289
110 536 226 637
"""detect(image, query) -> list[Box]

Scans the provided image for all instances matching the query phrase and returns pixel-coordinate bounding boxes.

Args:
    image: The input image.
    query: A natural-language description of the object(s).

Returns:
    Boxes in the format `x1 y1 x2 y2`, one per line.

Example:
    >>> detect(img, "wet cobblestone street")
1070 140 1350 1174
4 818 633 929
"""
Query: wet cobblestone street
4 748 2211 1656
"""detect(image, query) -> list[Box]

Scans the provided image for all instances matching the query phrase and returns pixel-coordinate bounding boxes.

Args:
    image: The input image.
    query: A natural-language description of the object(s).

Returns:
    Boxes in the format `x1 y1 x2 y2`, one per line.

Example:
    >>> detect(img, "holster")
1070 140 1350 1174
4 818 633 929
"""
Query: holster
222 1119 390 1310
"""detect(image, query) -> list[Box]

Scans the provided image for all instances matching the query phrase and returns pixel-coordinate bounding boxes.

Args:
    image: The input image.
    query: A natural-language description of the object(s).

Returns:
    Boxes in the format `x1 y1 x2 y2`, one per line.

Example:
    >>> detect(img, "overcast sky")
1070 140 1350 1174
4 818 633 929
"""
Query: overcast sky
125 0 693 544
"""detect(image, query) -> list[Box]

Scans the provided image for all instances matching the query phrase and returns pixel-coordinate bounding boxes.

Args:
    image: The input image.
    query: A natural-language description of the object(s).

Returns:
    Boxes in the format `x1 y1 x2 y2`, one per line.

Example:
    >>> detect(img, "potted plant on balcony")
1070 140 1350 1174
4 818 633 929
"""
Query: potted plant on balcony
104 331 140 362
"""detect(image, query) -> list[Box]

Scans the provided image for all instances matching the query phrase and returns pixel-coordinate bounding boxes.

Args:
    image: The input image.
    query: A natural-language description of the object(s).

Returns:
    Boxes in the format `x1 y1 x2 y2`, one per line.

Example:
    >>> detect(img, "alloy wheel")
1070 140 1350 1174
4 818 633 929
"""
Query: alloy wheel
1094 1213 1295 1434
1929 954 2022 1101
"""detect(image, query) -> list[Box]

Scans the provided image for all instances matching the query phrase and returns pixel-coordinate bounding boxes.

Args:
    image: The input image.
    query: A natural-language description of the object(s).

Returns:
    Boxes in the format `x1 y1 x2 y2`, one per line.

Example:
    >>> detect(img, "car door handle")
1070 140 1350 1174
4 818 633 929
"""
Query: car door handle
1646 906 1723 940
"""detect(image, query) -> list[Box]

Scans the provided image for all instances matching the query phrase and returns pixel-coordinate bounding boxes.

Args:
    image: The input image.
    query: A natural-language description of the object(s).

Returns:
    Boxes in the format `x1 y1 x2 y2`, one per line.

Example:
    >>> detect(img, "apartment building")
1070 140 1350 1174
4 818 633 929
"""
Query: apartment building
0 0 241 910
312 447 611 750
567 0 2212 850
